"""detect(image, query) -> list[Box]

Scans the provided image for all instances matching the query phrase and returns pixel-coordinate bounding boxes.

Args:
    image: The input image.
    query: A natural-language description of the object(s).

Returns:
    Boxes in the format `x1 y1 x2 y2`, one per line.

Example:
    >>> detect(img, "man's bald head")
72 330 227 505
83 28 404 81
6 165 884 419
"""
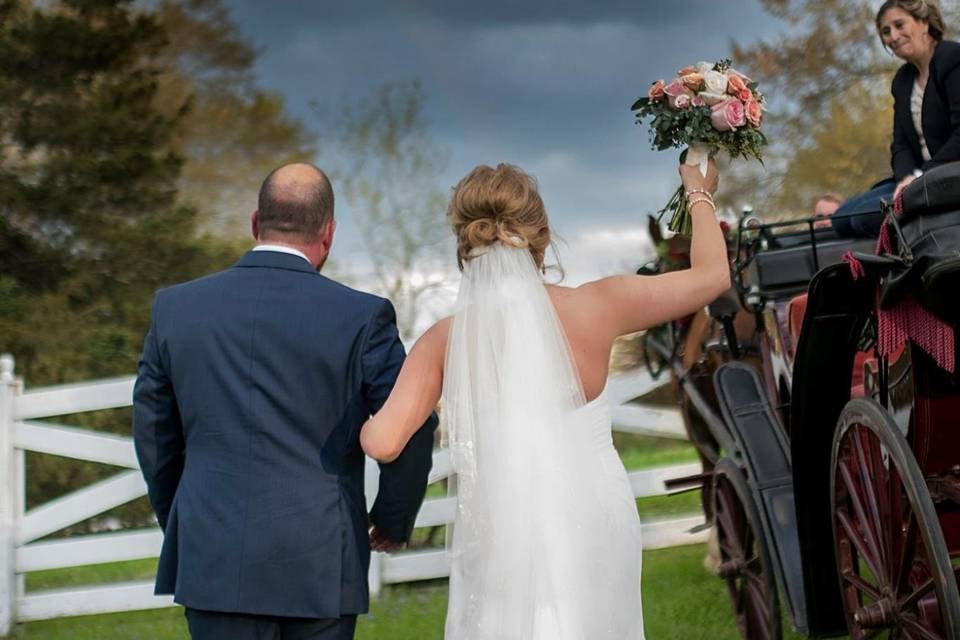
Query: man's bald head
256 163 334 242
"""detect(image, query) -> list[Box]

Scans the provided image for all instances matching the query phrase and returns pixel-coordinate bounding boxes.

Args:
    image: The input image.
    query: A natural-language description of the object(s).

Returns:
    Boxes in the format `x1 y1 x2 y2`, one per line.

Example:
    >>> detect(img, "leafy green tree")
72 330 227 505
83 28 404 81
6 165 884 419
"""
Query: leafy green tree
0 0 239 530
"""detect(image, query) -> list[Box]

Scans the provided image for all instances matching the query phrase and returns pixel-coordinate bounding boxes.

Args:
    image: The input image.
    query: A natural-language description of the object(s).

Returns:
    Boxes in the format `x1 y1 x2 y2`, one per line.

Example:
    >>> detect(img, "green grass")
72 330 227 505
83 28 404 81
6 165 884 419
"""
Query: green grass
26 559 157 593
12 544 818 639
636 489 703 520
615 433 700 470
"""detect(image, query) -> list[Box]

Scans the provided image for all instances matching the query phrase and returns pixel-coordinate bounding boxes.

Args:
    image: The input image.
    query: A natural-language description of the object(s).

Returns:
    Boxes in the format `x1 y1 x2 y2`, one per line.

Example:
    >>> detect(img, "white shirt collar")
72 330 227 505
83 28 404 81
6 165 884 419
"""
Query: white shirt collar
253 244 311 265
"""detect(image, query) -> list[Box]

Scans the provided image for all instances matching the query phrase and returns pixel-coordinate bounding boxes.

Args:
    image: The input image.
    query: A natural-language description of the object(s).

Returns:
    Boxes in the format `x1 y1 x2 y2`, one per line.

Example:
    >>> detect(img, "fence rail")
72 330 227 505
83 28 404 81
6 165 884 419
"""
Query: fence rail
0 355 703 632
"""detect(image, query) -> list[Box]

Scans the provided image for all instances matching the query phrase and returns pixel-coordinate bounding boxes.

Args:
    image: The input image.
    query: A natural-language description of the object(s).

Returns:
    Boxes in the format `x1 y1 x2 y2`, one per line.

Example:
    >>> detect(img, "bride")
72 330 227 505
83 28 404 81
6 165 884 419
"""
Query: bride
360 159 727 638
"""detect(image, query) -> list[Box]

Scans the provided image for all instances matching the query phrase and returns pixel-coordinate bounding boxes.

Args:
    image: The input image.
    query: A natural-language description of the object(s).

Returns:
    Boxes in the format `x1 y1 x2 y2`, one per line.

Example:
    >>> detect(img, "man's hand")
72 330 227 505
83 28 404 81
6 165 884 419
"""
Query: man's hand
369 526 404 553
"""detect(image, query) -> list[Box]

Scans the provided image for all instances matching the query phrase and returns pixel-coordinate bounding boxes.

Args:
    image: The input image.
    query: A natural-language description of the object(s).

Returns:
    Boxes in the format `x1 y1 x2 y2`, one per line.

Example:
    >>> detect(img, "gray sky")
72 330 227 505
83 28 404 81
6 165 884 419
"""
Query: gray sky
223 1 784 293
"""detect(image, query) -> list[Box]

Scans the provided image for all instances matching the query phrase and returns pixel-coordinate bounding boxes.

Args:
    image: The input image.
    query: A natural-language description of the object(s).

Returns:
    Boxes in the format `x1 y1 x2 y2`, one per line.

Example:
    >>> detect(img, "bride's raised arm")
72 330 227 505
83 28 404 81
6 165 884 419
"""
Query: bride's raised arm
360 317 449 463
585 159 730 338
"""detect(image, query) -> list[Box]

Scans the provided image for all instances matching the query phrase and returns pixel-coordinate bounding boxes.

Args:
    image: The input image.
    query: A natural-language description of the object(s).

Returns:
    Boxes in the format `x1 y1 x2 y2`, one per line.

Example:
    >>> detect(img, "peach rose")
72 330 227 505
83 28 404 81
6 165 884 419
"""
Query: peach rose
678 65 698 76
745 98 763 127
738 88 752 102
681 73 704 91
726 73 748 95
710 98 746 131
648 79 666 100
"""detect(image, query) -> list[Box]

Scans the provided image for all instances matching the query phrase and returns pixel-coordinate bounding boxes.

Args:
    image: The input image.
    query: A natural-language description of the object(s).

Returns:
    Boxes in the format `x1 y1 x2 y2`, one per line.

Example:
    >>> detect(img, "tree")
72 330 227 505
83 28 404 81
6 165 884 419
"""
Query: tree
155 0 317 235
0 0 240 531
719 0 902 214
327 81 452 340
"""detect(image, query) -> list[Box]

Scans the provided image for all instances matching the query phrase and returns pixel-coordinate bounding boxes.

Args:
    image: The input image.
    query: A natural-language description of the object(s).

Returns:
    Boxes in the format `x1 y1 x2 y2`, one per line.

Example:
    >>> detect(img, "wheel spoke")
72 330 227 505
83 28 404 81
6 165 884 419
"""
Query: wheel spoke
716 487 744 554
858 426 894 571
894 511 918 597
838 504 885 583
852 426 889 565
898 577 934 612
900 613 944 640
841 568 883 600
839 458 887 579
744 581 772 637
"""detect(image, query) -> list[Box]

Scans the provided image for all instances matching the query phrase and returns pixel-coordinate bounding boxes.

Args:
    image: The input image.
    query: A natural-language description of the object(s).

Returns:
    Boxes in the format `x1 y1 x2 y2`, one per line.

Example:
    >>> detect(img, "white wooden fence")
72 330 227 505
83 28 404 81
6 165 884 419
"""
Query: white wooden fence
0 354 705 633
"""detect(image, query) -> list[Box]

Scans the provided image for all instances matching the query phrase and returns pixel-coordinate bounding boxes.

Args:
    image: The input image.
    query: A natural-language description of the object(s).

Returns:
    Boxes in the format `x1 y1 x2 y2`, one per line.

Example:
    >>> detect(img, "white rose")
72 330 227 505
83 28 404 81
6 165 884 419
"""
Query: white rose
698 92 727 106
696 61 713 75
703 70 728 95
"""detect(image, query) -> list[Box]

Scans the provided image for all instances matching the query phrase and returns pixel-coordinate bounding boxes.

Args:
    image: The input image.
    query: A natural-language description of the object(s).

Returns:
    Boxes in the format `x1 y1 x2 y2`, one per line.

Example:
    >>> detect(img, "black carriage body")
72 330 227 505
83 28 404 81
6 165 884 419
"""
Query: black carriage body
649 168 960 638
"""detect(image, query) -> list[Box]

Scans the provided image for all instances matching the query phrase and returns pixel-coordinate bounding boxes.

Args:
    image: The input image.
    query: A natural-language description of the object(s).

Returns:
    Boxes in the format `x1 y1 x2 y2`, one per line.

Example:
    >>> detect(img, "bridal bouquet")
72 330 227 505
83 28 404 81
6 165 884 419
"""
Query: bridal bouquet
631 59 766 235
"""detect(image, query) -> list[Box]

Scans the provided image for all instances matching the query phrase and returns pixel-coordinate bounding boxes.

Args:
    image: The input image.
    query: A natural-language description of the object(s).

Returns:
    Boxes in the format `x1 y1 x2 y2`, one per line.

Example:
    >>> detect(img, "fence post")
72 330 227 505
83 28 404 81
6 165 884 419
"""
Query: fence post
0 355 19 635
364 457 382 598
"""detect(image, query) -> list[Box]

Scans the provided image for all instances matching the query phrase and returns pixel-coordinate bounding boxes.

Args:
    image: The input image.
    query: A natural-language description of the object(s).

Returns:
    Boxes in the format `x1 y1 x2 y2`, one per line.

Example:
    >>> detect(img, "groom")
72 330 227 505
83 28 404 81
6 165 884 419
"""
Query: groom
133 163 437 639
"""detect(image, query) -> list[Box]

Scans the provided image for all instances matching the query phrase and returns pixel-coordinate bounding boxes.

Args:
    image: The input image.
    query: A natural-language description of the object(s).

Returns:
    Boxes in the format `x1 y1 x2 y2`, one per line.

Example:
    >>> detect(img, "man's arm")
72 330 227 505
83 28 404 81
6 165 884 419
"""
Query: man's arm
361 299 438 544
132 297 185 531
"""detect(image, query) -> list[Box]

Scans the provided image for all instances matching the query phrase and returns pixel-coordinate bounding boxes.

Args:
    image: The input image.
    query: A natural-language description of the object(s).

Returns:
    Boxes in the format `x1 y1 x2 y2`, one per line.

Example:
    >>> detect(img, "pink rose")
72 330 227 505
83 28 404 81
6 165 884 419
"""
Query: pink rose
710 98 746 131
648 79 666 101
726 73 748 95
670 93 692 109
738 88 752 102
664 79 687 98
691 94 706 107
745 99 763 127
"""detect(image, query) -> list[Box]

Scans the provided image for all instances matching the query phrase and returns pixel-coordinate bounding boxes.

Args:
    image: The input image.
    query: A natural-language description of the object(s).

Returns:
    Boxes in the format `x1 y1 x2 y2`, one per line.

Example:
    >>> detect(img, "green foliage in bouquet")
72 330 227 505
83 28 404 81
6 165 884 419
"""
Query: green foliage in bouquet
631 96 766 163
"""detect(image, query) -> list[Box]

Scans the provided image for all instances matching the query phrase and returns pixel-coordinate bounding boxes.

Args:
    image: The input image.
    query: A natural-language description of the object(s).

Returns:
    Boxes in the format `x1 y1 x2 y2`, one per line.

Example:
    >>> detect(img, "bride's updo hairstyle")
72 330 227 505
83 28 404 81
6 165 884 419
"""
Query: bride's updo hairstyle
448 163 552 270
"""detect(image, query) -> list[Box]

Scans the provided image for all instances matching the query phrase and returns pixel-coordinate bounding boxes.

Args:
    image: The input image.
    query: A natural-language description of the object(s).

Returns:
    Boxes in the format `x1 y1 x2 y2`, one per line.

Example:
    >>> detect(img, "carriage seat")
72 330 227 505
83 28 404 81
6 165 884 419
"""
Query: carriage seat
880 163 960 326
746 236 875 300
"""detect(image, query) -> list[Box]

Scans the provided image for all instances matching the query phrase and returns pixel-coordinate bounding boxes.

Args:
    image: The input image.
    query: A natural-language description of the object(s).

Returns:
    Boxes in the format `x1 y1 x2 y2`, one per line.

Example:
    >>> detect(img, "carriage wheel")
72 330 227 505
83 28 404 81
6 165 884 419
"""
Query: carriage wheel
713 458 782 640
831 398 960 640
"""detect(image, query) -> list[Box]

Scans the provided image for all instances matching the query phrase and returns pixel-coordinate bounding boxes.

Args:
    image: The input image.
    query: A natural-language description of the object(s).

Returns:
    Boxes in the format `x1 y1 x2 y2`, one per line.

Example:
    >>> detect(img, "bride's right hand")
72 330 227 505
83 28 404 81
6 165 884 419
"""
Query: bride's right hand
679 158 719 196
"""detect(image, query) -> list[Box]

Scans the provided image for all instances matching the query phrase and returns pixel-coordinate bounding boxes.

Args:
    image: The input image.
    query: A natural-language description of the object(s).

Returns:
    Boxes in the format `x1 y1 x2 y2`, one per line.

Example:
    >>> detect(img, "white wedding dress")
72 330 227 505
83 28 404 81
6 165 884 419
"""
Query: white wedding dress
442 243 644 639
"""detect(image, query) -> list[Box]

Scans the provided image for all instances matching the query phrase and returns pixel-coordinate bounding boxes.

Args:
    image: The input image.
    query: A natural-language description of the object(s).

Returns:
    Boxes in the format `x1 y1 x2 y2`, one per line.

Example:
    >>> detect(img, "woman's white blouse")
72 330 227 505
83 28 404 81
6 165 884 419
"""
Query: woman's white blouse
912 80 933 162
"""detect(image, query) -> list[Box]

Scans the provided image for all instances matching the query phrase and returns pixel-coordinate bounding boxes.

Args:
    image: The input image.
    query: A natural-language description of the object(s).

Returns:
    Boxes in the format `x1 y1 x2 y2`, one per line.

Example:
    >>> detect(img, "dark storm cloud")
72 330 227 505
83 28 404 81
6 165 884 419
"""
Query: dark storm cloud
227 0 739 31
220 0 786 277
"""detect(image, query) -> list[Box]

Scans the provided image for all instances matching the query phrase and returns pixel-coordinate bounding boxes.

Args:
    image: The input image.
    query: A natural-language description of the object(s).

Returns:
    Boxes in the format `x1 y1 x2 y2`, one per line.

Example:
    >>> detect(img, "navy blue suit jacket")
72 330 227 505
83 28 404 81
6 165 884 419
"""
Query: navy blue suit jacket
133 250 437 618
891 40 960 180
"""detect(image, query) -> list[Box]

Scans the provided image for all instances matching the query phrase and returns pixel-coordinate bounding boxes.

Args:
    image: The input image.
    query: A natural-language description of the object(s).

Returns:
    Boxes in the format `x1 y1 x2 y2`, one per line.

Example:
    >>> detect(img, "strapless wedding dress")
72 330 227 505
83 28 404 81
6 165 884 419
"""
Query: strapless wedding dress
444 389 644 639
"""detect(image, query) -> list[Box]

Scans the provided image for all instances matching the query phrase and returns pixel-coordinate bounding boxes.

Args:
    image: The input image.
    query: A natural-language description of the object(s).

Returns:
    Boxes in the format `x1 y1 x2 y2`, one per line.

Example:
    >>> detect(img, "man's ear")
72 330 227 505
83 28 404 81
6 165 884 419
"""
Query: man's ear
251 211 260 240
322 219 337 251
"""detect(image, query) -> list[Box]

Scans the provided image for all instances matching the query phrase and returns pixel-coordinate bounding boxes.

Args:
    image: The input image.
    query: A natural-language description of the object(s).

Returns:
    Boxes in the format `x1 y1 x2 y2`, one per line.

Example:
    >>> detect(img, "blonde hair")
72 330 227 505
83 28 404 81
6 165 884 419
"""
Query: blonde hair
876 0 947 41
448 163 552 270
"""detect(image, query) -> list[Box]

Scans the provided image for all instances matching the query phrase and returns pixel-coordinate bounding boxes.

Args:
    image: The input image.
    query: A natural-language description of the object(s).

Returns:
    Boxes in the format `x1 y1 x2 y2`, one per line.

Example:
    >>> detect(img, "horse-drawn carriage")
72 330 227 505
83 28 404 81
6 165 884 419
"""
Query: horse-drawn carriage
644 164 960 639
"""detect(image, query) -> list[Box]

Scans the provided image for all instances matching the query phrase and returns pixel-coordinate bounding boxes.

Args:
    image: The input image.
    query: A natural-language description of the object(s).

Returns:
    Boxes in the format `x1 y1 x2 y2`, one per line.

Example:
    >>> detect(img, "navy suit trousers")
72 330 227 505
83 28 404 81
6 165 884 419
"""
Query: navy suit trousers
185 608 357 640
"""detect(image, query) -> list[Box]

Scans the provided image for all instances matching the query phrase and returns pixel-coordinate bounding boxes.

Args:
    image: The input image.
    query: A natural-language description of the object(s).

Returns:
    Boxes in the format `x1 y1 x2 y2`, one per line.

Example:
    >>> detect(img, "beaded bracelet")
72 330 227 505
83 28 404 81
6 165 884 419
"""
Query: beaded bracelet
685 188 714 199
687 196 716 213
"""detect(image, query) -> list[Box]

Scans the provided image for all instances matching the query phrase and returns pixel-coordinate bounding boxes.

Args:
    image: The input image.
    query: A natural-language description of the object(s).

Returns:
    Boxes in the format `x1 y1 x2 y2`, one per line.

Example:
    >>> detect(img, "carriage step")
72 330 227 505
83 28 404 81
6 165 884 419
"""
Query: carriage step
713 361 809 634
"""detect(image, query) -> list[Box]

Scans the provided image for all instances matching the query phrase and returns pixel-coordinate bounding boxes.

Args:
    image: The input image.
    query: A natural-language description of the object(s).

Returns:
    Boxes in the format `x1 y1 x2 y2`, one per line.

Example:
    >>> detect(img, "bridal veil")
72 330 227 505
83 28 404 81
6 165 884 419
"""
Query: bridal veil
442 243 643 639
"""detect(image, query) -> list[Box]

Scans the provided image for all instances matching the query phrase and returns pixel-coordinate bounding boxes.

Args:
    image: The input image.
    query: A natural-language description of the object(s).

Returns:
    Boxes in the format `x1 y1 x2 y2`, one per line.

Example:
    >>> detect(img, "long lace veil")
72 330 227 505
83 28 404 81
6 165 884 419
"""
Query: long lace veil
442 242 612 636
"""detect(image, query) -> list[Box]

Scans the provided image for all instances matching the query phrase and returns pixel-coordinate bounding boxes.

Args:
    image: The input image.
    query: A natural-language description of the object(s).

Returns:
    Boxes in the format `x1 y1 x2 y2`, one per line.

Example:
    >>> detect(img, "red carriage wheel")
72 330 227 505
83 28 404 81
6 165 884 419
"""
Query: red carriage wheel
831 398 960 639
713 458 782 640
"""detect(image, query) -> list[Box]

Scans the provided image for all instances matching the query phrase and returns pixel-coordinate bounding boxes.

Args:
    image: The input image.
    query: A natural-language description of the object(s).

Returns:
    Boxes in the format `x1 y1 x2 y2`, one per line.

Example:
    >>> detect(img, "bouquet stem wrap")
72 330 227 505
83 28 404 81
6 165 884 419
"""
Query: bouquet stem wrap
661 144 711 236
